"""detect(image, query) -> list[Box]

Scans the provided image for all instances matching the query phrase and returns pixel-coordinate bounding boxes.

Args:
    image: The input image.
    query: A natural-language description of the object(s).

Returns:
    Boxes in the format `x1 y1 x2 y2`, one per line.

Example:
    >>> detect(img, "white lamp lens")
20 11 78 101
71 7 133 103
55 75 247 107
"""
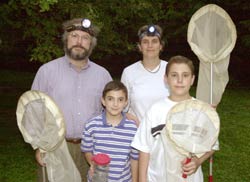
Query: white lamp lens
82 19 91 28
149 26 155 33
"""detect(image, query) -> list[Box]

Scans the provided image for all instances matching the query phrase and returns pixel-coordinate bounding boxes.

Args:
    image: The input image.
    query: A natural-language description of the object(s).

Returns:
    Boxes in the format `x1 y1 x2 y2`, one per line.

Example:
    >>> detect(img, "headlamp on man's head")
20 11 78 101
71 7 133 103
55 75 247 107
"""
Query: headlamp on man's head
66 18 95 36
139 25 161 40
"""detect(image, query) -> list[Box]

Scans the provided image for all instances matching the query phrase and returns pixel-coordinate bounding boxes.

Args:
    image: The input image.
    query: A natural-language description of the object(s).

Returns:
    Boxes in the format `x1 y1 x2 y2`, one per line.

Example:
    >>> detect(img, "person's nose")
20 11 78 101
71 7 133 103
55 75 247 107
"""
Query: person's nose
148 41 153 48
114 100 118 106
76 37 82 44
177 75 183 83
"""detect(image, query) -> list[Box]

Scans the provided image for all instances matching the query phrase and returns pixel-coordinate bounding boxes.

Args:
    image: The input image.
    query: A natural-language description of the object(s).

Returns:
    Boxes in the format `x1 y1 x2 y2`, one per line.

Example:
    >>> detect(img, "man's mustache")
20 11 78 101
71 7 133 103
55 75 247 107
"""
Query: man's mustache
71 45 85 50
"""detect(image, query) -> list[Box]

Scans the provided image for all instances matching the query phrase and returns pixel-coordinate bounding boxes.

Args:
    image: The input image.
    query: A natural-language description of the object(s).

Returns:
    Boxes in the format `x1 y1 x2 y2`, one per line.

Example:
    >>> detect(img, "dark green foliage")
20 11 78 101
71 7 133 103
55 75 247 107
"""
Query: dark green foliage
1 0 248 63
0 0 249 85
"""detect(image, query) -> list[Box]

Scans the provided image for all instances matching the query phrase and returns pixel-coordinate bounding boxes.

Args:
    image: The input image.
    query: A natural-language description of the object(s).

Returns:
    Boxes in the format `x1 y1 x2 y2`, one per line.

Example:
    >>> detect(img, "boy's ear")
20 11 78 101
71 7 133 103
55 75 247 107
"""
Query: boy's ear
164 74 168 85
124 99 128 108
101 97 106 107
191 75 195 86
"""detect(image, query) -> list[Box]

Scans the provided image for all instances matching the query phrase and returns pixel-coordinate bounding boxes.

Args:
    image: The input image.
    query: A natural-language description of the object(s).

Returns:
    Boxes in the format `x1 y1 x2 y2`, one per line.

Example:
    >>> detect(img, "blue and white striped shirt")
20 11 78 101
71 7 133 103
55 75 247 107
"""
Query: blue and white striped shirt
81 111 139 182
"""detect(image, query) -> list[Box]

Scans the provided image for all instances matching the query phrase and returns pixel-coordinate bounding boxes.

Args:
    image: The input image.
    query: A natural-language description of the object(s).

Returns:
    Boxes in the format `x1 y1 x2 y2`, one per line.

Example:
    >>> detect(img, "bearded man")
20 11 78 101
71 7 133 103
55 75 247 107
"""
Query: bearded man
31 18 112 182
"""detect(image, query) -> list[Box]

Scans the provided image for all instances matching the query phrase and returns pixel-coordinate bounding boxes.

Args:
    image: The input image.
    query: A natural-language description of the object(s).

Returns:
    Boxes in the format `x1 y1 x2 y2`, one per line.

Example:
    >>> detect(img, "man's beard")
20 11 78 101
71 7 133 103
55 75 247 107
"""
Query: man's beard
65 45 90 61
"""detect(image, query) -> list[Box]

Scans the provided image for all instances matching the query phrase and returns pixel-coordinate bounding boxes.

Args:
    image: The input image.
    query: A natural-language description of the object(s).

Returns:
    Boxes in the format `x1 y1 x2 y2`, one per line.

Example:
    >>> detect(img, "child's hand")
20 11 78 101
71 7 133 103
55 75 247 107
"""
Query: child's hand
181 157 200 176
210 104 217 109
88 164 95 178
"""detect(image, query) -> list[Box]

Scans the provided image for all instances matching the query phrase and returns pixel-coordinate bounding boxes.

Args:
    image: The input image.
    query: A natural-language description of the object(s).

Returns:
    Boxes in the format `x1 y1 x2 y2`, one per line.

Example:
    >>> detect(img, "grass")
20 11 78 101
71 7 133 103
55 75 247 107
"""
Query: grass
0 70 250 181
0 70 36 182
207 88 250 181
0 70 35 88
190 86 250 181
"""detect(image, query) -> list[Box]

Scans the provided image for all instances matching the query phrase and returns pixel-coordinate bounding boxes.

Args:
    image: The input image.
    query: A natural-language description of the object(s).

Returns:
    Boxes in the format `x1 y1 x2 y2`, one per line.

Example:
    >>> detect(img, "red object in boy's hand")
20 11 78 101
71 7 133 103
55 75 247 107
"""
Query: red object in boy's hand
182 158 192 178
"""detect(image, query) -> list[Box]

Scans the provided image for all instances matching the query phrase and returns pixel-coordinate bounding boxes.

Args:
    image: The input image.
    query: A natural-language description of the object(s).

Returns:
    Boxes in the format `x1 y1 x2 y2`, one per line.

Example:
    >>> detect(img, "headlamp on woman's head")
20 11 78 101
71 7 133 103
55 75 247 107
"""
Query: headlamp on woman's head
139 25 161 40
65 18 95 36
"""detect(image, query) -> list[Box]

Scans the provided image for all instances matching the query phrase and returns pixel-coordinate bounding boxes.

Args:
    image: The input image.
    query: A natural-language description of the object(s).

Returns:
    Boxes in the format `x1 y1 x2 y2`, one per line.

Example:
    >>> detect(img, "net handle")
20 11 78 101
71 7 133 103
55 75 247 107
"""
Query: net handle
209 60 213 182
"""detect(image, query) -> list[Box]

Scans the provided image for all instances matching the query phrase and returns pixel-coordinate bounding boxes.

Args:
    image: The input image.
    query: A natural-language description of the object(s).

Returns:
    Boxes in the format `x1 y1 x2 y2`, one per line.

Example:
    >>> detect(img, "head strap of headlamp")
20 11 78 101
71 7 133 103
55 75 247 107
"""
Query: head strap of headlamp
139 25 161 40
66 18 95 36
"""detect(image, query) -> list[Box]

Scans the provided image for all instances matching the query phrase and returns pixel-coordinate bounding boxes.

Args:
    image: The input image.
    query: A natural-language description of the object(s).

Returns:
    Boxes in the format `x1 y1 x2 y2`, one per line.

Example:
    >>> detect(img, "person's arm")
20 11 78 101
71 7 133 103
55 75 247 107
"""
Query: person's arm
182 150 215 176
131 159 138 182
35 149 45 166
85 152 94 177
31 66 49 92
139 151 150 182
121 69 134 119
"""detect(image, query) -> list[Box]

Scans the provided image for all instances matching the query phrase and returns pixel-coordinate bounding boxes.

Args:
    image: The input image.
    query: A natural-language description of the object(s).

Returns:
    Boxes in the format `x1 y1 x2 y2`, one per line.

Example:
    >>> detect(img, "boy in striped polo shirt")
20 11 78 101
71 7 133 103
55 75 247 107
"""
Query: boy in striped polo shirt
81 80 138 182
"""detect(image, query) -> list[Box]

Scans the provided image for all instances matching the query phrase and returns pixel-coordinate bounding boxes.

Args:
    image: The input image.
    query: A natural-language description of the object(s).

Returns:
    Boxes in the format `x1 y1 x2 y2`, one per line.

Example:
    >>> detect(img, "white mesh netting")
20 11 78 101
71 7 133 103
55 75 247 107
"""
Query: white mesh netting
16 90 81 182
187 4 237 105
161 99 220 181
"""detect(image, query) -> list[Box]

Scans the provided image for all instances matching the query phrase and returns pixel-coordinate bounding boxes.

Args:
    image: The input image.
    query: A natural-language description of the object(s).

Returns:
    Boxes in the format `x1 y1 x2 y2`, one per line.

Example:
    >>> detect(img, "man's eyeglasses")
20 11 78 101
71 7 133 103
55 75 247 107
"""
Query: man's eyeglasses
69 32 91 42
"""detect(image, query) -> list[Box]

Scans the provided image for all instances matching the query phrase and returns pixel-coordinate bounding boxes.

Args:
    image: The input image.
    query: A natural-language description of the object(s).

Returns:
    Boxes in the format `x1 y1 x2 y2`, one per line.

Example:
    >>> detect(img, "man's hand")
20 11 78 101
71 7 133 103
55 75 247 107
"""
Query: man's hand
35 149 46 166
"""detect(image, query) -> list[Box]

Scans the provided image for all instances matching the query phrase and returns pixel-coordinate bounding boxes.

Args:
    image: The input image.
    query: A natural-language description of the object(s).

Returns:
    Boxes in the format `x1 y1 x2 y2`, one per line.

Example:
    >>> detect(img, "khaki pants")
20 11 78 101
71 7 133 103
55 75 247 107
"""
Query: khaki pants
37 142 89 182
66 142 89 181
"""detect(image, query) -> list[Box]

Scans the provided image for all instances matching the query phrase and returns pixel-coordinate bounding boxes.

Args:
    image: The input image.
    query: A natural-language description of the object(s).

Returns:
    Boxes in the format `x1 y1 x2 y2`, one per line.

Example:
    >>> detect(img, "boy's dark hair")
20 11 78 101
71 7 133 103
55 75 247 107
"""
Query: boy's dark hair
165 55 195 76
102 81 128 99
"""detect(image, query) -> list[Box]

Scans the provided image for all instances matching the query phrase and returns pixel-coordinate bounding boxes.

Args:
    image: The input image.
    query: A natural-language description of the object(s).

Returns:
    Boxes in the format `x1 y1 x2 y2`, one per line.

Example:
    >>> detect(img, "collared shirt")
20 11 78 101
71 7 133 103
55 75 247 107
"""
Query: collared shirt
81 111 139 182
31 55 112 138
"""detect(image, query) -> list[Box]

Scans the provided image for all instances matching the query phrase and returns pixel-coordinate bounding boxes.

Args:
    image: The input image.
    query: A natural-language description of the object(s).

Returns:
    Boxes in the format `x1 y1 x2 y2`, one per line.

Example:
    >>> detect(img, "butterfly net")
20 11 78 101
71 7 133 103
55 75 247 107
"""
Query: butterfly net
161 99 220 181
16 90 81 182
187 4 237 105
